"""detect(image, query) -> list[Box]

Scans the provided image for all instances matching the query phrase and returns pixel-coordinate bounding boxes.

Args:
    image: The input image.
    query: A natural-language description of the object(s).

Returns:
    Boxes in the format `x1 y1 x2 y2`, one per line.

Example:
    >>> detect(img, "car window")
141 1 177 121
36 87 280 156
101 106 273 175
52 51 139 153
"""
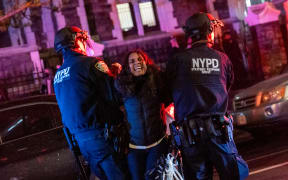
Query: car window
24 105 52 135
49 104 62 128
0 103 61 143
0 116 25 142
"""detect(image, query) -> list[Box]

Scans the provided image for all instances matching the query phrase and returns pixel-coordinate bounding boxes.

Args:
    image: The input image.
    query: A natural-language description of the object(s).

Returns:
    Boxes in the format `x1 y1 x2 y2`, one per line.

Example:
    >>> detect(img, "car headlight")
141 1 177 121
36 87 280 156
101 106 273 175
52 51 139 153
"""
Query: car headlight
260 86 286 105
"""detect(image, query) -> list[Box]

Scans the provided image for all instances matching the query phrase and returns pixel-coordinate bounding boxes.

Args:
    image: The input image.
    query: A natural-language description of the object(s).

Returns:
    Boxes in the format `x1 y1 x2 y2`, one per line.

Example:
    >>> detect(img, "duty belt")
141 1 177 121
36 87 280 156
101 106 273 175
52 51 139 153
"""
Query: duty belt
170 114 232 148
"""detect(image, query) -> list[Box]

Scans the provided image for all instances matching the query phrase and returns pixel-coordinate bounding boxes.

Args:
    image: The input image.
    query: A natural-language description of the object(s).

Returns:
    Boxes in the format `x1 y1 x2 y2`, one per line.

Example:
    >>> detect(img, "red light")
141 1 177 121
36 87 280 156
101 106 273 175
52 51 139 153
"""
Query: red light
0 157 8 161
165 103 175 119
41 148 47 152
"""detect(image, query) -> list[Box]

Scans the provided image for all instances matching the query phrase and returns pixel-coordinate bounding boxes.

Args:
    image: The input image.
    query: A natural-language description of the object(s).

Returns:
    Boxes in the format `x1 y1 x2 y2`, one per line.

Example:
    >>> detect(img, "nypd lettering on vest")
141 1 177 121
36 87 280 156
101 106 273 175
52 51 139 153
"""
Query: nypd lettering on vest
191 58 220 74
54 67 71 84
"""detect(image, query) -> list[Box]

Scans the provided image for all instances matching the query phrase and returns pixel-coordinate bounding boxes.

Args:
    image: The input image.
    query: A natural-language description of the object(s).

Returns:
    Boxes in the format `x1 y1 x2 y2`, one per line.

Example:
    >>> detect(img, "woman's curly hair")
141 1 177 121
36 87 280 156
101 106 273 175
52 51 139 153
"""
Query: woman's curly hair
115 49 161 97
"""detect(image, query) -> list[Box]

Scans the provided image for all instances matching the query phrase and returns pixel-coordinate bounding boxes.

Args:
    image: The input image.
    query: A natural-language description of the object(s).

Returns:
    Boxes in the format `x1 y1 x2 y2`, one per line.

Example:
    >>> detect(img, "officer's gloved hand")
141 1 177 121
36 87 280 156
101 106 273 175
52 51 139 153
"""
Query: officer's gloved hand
110 62 122 77
110 121 130 156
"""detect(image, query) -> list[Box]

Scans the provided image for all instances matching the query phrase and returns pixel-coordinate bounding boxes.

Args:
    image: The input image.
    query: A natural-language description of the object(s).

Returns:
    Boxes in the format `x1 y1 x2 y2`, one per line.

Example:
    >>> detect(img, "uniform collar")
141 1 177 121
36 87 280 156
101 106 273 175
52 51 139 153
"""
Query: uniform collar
63 49 85 59
190 40 209 48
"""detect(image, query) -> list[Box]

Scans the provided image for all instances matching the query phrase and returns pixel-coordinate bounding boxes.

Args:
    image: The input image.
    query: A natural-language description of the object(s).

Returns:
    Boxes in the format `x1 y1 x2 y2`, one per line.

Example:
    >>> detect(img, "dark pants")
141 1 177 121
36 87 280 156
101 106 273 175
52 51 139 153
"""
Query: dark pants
182 136 249 180
127 138 168 180
76 131 125 180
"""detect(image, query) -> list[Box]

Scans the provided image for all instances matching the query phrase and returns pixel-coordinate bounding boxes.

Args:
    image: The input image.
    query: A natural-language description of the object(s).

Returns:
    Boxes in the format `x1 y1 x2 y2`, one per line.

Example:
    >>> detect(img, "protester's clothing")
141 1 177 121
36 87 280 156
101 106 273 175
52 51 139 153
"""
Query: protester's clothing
127 139 168 180
115 65 169 179
115 65 168 146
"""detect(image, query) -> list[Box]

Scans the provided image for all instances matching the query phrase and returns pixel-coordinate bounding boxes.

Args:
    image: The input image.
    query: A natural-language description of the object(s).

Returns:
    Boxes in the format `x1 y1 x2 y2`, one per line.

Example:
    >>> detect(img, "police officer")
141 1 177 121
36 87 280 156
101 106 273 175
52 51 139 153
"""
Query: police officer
166 13 249 180
53 26 126 180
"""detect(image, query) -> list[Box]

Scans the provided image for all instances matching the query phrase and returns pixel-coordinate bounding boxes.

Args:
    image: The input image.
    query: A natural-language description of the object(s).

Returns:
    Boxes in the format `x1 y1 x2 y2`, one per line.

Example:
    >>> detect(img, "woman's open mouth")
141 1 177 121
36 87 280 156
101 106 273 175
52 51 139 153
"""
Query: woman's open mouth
134 64 143 72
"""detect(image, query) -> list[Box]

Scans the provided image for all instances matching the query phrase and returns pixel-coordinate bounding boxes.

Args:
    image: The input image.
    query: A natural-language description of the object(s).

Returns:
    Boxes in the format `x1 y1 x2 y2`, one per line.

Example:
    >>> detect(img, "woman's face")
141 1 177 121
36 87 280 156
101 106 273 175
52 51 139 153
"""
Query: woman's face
128 52 147 76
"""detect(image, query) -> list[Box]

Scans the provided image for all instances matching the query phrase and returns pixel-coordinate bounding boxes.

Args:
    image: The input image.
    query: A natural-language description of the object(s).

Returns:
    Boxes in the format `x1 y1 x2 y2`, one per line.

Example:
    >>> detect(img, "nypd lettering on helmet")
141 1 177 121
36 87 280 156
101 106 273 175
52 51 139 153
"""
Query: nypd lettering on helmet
54 67 71 84
191 58 220 74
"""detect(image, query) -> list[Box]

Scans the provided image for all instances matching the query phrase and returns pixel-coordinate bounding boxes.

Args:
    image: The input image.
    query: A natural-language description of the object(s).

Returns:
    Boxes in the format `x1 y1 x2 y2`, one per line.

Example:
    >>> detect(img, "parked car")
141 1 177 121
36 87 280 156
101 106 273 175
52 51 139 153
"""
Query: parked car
0 95 80 180
232 66 288 128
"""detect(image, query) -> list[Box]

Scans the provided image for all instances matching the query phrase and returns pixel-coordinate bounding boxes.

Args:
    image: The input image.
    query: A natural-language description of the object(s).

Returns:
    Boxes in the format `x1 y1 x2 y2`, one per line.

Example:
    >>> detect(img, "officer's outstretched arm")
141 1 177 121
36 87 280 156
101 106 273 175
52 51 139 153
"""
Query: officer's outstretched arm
164 55 178 100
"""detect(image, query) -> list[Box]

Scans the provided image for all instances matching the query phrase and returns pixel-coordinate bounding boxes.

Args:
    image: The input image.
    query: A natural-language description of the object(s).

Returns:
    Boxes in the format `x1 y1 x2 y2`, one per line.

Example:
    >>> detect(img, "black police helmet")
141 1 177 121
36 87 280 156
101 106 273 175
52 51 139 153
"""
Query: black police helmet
54 26 85 53
183 12 214 40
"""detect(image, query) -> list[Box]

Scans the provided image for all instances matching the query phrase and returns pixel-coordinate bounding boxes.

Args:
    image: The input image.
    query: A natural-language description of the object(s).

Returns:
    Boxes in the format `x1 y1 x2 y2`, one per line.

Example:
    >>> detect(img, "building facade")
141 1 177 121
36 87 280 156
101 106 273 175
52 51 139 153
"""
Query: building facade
0 0 287 99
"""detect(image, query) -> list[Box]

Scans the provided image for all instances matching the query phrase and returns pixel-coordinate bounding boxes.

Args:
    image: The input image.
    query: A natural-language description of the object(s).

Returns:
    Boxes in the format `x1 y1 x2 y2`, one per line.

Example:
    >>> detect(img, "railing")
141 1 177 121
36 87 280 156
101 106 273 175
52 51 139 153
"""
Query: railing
1 34 174 102
0 72 54 102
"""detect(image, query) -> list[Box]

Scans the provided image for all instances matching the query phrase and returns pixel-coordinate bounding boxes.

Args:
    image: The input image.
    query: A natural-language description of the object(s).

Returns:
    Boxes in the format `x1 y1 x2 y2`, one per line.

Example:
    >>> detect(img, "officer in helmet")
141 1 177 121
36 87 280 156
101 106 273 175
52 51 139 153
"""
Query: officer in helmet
53 26 126 180
166 13 249 179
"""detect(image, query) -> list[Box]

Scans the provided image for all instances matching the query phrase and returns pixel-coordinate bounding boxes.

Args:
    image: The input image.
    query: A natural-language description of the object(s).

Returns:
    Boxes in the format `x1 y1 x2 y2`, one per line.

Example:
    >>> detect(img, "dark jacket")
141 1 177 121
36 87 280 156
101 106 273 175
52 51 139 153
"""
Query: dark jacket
115 66 167 146
166 43 234 123
53 50 123 135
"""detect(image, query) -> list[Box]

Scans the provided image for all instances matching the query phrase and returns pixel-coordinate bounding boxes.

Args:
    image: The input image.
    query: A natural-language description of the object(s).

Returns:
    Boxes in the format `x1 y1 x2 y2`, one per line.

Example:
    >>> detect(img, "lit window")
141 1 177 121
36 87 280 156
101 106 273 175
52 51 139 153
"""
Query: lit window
116 0 159 37
246 0 272 6
139 2 156 27
246 0 251 7
116 3 134 32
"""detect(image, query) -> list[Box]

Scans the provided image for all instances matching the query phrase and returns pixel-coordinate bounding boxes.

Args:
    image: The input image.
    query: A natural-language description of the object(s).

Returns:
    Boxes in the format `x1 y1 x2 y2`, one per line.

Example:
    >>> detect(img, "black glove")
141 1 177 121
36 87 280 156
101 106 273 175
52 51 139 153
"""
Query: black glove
110 121 130 156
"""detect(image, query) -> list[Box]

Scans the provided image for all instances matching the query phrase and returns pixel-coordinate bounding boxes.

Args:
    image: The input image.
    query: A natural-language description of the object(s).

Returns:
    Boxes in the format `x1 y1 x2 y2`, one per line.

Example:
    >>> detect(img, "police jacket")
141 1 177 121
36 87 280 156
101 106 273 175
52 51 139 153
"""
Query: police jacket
115 66 167 146
54 50 123 135
166 42 234 123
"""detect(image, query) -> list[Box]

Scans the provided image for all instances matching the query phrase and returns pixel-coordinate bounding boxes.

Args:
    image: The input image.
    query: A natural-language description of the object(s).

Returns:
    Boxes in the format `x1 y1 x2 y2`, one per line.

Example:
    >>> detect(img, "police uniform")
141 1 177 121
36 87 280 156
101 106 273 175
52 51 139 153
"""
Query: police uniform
166 13 249 180
53 27 125 180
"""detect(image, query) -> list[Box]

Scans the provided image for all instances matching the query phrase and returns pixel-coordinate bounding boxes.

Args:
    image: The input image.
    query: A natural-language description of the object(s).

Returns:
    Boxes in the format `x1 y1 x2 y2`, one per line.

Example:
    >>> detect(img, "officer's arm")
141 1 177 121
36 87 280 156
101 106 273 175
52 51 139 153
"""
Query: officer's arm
164 54 178 102
89 59 125 124
159 71 173 106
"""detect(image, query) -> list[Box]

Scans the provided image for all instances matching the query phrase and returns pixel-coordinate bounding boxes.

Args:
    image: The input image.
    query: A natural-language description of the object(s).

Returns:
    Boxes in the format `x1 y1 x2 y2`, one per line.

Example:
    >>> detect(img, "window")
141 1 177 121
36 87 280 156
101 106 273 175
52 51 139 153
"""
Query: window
117 3 135 32
116 0 159 37
139 2 156 27
246 0 272 7
116 3 137 36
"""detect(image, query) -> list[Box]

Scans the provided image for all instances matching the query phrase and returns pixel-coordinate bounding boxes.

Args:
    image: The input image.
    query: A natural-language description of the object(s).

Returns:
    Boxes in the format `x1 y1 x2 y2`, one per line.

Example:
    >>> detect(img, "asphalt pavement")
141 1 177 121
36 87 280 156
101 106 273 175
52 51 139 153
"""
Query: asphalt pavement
241 124 288 180
1 122 288 180
214 122 288 180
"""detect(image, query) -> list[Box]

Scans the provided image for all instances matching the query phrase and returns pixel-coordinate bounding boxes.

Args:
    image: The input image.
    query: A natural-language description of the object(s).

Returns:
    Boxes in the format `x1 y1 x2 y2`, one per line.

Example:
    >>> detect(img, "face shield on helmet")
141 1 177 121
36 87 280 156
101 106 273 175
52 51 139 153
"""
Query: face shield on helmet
54 26 105 57
85 36 105 57
73 30 99 57
206 13 224 30
73 29 89 55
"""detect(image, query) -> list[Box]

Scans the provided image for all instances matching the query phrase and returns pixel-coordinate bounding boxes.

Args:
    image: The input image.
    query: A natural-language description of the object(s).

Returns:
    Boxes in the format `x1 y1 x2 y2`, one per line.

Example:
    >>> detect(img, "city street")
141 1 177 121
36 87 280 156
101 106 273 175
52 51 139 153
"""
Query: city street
213 122 288 180
1 122 288 180
0 0 288 180
237 123 288 180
